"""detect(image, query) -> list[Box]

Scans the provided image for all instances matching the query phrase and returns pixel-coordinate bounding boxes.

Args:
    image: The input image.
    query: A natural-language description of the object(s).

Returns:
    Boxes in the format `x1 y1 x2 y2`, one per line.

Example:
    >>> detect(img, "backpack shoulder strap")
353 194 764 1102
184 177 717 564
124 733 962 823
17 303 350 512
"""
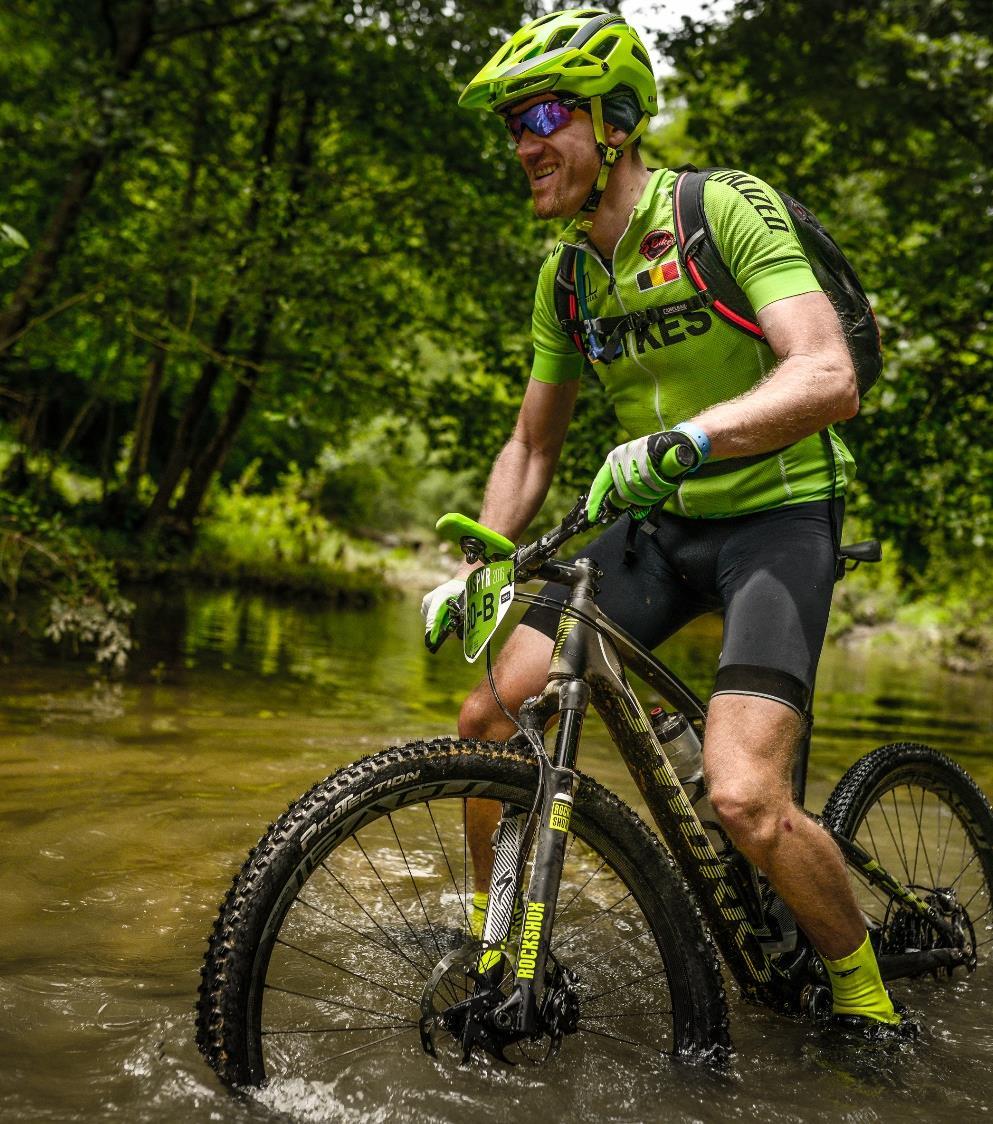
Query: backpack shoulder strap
673 169 765 342
553 243 588 359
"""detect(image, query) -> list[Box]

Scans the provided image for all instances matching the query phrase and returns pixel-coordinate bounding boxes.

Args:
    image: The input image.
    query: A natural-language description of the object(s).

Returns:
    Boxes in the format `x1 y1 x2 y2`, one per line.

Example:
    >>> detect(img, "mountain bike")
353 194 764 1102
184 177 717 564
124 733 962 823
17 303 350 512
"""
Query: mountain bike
196 455 993 1086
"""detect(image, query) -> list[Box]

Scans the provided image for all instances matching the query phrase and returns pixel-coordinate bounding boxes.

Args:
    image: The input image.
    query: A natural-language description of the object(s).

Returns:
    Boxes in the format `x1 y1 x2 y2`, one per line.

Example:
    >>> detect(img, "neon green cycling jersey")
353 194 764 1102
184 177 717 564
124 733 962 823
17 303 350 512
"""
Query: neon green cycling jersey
531 167 856 518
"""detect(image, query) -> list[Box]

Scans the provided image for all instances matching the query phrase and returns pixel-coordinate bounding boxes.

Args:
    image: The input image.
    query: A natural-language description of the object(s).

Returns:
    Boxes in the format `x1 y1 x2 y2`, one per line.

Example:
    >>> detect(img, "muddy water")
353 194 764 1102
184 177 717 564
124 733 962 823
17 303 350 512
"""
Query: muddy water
1 586 991 1122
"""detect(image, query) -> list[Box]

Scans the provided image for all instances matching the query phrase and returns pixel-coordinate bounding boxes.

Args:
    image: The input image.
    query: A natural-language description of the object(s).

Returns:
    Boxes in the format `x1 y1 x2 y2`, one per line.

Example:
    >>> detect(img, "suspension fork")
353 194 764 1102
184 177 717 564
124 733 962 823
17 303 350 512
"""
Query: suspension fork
488 677 589 1036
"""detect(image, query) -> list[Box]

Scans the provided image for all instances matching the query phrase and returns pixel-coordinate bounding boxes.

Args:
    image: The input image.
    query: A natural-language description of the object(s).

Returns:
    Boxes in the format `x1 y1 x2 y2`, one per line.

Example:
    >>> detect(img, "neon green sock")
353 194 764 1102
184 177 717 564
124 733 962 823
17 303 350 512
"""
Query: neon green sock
469 891 489 940
824 931 900 1024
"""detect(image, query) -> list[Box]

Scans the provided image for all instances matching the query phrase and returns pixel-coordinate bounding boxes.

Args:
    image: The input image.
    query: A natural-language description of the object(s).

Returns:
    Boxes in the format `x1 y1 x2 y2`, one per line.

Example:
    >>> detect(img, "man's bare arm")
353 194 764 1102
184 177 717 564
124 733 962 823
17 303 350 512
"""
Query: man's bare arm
457 377 579 575
691 291 859 458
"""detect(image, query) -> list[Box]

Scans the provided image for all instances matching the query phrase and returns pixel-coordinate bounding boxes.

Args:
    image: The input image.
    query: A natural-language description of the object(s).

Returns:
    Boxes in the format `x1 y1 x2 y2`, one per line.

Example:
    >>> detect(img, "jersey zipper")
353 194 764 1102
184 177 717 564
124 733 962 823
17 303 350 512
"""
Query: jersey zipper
563 200 669 432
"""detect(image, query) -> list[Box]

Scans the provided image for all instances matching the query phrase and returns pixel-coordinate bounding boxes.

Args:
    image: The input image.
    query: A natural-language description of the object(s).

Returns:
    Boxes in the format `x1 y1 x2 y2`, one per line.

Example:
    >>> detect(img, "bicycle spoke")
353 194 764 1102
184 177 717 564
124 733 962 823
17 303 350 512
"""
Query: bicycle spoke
863 813 883 866
298 884 431 983
262 1022 417 1036
909 785 937 888
387 812 445 960
850 868 890 918
580 1007 662 1021
351 835 434 964
950 850 980 892
321 1027 419 1064
274 937 419 1007
879 789 911 884
553 890 634 952
891 788 911 883
555 856 608 925
264 982 407 1024
583 964 668 1005
936 802 957 887
576 925 657 971
425 801 471 933
576 1022 666 1056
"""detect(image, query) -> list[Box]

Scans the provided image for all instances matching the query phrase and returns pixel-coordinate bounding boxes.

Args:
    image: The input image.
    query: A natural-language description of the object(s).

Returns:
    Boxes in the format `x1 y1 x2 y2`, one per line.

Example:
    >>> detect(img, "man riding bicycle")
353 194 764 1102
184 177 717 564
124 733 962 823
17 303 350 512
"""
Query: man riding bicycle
422 8 906 1037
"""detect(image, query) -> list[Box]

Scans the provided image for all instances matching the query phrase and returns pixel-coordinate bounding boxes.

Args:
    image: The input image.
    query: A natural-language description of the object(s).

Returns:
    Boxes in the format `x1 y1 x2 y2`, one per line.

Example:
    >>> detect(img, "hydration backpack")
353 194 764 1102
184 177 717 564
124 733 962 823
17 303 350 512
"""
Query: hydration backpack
554 165 882 397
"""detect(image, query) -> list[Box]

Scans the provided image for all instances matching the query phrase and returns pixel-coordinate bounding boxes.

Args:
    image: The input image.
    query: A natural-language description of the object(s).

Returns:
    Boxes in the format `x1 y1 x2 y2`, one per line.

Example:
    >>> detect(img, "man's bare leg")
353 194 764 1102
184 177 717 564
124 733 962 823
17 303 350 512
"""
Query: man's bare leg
703 693 865 959
458 624 554 891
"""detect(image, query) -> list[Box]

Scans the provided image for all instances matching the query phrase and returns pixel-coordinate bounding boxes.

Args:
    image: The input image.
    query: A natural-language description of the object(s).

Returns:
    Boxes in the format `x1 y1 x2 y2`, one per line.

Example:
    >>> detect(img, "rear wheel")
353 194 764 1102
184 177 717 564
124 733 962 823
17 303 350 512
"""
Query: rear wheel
197 739 729 1085
823 743 993 974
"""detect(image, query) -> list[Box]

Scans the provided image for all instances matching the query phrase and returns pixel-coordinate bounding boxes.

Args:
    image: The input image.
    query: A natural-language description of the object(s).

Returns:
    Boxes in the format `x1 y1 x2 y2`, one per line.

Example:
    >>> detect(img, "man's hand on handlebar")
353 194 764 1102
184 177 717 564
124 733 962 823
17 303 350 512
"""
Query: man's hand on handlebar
421 577 466 651
585 428 709 523
421 428 708 652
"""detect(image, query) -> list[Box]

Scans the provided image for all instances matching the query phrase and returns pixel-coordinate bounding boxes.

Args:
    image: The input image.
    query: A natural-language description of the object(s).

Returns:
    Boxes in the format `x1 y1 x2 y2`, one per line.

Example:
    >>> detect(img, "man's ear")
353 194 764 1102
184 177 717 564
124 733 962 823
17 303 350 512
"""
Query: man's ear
606 124 629 149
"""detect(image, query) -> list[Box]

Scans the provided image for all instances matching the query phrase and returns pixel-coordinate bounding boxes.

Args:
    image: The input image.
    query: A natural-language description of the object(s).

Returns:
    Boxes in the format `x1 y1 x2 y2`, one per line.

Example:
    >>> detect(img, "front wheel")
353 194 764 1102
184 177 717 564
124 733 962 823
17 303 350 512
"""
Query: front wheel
196 739 729 1086
822 742 993 973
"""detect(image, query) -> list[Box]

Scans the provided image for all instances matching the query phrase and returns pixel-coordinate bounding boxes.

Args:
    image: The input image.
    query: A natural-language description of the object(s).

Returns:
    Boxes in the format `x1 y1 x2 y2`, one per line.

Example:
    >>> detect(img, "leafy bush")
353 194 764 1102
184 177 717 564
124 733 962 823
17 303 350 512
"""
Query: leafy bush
0 493 132 669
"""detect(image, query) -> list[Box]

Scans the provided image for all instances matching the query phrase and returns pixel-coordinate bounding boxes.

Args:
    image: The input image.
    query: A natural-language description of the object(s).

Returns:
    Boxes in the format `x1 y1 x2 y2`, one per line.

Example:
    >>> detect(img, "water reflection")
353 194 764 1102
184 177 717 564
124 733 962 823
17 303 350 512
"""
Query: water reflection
0 586 991 1122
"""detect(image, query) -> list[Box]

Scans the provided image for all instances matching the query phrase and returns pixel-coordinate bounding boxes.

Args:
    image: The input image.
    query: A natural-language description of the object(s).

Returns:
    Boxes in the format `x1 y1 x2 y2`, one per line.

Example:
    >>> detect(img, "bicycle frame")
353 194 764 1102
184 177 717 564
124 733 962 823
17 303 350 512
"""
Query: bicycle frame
483 553 963 1036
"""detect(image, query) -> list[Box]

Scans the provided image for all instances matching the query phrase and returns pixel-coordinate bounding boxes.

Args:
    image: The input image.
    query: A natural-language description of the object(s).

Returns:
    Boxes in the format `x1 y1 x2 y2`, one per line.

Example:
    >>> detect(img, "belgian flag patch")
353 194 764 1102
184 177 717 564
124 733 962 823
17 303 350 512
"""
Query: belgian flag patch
636 260 681 291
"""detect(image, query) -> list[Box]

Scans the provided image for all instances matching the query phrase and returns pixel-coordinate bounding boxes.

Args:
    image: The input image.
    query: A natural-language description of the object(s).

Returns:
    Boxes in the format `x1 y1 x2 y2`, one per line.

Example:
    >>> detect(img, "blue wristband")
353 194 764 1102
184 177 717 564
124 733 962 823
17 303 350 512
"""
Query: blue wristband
672 422 711 465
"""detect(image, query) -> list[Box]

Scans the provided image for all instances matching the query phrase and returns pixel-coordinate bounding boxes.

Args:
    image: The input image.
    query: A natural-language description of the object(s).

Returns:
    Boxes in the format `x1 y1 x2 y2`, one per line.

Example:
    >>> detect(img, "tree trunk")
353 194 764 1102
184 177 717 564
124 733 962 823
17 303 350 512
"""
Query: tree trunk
171 91 316 530
172 319 270 527
141 69 286 533
123 34 219 498
124 346 167 490
140 311 235 528
0 1 156 352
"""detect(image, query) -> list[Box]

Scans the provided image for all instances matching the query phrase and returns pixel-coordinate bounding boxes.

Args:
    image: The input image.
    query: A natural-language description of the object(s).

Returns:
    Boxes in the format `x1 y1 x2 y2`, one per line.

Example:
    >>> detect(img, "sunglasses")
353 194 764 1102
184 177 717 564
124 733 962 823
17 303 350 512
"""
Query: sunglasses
502 97 587 144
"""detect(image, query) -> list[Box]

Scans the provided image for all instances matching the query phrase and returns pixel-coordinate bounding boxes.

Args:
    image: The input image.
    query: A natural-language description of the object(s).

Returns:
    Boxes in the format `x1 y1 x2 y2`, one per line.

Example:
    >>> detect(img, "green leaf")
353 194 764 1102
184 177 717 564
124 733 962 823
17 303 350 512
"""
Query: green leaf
0 221 28 249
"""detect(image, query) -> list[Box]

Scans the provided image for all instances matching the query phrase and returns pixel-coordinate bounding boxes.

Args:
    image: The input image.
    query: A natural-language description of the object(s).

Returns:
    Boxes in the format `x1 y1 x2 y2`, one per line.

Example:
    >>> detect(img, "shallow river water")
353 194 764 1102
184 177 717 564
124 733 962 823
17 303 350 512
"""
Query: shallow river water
1 586 992 1122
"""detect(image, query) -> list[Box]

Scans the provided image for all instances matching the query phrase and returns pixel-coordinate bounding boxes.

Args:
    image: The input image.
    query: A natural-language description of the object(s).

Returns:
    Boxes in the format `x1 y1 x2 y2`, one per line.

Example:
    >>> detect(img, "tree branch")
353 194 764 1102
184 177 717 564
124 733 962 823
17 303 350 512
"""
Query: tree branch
0 289 100 355
154 1 280 45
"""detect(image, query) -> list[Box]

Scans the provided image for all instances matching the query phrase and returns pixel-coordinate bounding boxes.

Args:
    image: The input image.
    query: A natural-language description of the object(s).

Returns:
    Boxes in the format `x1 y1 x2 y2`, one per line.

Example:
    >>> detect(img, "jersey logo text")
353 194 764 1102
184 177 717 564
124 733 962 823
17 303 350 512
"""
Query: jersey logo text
639 229 675 260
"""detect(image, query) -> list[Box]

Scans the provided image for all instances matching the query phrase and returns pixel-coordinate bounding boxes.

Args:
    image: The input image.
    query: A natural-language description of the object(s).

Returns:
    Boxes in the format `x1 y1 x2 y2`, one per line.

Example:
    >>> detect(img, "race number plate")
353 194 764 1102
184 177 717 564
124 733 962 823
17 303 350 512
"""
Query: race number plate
464 561 515 663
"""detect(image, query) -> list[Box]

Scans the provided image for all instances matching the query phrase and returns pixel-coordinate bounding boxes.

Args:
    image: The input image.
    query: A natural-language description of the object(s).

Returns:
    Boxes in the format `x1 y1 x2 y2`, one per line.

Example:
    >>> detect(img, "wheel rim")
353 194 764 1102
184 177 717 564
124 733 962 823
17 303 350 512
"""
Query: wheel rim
845 772 993 967
251 792 680 1081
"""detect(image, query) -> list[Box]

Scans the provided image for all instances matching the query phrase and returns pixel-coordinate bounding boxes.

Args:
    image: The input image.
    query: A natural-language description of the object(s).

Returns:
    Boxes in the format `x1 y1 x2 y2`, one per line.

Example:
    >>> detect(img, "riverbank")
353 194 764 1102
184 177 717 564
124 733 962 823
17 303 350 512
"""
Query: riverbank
106 524 993 678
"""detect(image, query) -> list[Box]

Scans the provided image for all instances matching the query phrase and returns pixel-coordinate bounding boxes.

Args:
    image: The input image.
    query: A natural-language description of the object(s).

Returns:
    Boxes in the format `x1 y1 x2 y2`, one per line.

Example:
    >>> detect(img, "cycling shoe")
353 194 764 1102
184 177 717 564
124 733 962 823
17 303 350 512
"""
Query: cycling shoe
826 1009 921 1042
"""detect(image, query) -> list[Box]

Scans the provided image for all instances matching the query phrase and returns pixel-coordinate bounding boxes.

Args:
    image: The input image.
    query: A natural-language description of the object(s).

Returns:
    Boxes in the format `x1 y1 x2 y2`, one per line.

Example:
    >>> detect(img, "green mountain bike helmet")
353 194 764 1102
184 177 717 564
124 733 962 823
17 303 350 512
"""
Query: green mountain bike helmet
459 9 658 227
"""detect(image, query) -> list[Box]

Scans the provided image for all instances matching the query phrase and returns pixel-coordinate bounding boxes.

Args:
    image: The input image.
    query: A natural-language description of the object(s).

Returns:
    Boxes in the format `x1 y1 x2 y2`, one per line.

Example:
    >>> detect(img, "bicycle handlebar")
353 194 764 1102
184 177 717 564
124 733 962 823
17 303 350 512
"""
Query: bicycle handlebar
431 444 690 650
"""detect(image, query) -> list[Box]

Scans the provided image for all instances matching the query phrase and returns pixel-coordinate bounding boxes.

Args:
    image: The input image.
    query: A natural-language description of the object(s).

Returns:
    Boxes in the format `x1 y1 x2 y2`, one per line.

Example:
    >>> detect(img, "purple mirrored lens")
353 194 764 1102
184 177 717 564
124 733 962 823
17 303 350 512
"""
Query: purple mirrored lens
506 99 573 143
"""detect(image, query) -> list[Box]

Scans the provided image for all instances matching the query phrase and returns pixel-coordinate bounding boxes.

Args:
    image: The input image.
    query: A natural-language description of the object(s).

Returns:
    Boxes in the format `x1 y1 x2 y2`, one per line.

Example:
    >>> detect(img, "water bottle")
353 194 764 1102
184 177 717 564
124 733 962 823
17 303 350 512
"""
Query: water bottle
650 709 729 857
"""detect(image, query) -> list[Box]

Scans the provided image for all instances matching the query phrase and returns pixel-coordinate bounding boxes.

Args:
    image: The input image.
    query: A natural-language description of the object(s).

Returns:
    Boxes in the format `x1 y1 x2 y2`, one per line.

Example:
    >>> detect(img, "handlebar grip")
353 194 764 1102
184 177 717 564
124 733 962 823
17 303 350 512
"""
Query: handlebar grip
646 435 697 478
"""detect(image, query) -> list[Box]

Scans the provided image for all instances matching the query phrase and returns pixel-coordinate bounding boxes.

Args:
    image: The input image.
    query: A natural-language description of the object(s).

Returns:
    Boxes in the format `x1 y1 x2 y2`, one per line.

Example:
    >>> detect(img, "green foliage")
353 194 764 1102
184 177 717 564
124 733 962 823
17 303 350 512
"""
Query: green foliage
0 491 132 668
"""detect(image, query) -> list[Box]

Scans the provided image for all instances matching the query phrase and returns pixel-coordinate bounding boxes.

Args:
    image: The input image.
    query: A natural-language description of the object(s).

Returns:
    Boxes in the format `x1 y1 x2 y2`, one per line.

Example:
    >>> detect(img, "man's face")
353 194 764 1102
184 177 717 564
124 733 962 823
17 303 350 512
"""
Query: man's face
503 95 602 220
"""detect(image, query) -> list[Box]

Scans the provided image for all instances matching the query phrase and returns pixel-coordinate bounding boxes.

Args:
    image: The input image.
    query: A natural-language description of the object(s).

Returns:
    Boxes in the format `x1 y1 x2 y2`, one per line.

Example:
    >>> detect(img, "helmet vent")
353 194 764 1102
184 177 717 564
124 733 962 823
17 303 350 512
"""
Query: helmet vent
529 13 559 29
494 40 516 66
545 27 578 52
631 44 651 70
504 76 546 96
590 35 619 61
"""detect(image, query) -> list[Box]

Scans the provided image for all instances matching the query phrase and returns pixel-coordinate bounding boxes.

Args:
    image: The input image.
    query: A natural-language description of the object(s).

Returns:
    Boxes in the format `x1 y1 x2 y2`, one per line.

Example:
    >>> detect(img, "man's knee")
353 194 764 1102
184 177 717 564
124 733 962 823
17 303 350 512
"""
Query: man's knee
459 685 502 740
709 779 789 859
457 624 553 741
704 693 802 861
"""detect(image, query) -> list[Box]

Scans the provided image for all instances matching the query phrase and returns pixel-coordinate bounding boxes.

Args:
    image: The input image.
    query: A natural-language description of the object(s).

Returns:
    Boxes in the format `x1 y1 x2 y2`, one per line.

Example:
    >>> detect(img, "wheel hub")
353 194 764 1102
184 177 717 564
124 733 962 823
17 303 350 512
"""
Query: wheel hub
419 943 581 1066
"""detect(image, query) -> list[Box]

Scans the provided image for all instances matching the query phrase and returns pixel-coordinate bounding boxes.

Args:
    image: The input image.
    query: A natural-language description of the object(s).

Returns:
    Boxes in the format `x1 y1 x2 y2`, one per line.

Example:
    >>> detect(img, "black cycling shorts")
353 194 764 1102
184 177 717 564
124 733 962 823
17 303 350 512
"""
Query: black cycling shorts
520 499 842 716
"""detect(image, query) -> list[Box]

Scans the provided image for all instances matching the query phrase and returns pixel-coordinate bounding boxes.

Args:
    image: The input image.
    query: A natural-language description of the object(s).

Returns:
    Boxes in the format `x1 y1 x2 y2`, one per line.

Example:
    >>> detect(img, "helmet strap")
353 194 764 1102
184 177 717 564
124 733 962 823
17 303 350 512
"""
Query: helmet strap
576 96 650 233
